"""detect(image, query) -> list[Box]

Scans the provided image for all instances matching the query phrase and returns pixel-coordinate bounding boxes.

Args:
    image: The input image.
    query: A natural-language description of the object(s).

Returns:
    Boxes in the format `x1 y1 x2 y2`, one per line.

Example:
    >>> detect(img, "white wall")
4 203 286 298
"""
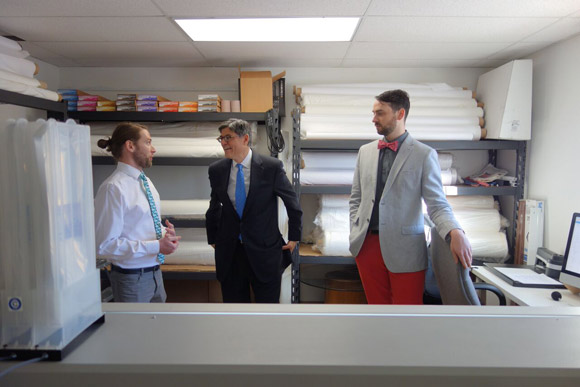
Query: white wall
526 34 580 254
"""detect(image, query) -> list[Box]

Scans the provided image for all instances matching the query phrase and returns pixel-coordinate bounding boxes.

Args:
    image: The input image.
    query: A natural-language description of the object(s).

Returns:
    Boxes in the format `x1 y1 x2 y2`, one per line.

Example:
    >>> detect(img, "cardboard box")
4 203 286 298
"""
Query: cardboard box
239 70 285 113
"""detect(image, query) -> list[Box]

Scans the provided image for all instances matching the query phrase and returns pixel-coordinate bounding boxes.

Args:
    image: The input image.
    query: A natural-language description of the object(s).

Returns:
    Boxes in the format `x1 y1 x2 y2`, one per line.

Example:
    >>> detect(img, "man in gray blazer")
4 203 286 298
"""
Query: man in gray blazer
349 89 472 304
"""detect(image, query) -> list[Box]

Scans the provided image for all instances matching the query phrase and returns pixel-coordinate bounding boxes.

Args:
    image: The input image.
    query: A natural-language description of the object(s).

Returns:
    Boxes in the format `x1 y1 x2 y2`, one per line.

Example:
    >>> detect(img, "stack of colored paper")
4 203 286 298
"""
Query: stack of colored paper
159 101 179 112
116 94 136 111
198 94 221 112
58 89 79 111
178 101 198 112
97 100 116 112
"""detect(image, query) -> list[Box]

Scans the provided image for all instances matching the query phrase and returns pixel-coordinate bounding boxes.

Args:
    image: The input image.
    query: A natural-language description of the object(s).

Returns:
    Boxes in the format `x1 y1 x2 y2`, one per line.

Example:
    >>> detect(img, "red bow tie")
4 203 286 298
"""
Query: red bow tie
378 139 398 152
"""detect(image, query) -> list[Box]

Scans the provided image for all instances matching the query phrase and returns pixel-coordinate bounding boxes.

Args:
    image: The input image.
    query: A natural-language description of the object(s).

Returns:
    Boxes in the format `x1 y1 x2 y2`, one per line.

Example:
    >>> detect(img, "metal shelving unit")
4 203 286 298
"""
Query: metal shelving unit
0 89 67 120
291 108 526 303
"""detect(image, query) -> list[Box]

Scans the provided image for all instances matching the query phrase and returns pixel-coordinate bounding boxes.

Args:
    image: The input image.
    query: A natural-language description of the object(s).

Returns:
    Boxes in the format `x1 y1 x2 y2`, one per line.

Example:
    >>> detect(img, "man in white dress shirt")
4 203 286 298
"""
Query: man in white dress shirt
94 122 180 302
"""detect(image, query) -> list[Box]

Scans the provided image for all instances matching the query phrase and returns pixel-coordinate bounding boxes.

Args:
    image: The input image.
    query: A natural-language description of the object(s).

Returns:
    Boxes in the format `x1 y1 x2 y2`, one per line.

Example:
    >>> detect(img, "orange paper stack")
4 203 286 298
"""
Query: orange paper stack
178 101 198 112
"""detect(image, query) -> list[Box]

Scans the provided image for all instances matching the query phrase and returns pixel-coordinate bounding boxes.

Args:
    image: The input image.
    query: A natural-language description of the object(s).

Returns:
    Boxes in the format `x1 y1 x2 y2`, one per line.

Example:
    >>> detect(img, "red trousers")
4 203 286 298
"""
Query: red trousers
355 233 425 304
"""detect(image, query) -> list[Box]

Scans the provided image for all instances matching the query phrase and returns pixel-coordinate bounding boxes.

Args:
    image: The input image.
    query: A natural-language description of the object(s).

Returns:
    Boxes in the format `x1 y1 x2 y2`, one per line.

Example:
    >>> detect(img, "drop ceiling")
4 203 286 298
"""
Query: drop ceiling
1 0 580 68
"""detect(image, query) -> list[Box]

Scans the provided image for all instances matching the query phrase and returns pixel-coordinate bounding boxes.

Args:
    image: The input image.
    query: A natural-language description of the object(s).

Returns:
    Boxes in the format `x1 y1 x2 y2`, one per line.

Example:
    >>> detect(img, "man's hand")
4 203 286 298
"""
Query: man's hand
449 229 472 269
282 241 298 253
159 233 181 255
164 219 176 237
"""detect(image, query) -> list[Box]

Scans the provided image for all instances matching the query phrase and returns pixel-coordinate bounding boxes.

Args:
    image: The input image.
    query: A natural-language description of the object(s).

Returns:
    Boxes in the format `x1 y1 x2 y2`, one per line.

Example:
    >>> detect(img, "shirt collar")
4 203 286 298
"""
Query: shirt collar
117 161 142 179
383 130 409 144
235 148 252 169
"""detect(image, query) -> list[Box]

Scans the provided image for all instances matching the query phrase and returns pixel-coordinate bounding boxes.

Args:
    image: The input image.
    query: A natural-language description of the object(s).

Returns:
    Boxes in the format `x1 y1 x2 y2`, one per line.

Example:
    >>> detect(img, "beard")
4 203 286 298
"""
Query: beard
135 152 152 169
376 117 397 137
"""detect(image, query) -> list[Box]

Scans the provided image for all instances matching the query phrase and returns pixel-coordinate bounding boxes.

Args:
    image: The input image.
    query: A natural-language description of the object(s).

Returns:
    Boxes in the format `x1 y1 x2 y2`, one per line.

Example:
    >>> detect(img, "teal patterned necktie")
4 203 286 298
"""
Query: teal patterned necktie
139 172 165 264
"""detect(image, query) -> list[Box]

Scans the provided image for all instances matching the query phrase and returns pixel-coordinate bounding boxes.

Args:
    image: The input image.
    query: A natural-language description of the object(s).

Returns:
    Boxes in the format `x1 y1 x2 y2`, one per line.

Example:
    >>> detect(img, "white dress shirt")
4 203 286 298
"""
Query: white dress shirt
227 148 252 208
94 162 163 269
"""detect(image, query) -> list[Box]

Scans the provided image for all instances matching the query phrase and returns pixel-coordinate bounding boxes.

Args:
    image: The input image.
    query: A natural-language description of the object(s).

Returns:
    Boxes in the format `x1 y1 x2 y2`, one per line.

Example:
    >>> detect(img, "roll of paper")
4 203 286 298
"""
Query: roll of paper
0 52 36 77
231 100 241 112
221 100 231 112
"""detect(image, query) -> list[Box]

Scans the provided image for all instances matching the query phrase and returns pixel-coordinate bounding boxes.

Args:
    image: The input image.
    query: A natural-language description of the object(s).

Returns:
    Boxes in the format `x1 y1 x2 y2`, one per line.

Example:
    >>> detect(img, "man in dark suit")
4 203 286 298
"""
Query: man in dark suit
206 119 302 303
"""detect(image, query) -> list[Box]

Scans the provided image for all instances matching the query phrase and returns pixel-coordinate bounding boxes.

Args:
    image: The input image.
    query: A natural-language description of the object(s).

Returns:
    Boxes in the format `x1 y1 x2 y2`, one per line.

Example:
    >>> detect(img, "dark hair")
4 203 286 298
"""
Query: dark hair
375 89 411 121
218 118 251 145
97 122 147 160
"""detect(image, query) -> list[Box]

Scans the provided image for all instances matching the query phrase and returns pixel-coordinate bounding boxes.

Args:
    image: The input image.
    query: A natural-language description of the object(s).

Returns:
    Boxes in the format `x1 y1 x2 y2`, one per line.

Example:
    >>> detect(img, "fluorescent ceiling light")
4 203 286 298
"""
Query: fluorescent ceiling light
175 18 359 42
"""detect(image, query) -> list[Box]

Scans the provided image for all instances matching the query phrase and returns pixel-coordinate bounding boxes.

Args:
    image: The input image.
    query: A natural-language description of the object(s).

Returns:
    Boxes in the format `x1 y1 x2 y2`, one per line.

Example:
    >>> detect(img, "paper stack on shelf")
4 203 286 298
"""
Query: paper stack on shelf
198 94 221 112
0 118 102 353
179 101 198 112
116 94 136 111
159 100 179 112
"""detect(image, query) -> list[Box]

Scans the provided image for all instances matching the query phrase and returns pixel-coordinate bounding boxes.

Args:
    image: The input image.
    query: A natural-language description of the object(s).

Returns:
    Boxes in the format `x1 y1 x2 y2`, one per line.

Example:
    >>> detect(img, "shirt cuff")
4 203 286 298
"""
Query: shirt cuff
144 240 160 255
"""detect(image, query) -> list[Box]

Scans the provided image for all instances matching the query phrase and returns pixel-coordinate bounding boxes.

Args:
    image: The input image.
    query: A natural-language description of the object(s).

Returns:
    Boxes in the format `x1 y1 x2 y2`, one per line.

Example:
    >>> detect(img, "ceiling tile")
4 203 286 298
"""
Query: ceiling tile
153 0 370 17
32 42 206 67
341 58 480 68
354 16 558 42
0 0 162 16
487 42 550 60
522 18 580 42
195 42 350 59
0 17 186 42
347 42 511 60
367 0 580 17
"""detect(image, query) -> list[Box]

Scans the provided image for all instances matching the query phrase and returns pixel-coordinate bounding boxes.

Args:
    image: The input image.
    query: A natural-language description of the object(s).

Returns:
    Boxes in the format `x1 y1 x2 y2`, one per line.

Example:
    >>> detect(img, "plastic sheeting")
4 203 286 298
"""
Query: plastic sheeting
312 195 352 256
0 118 102 351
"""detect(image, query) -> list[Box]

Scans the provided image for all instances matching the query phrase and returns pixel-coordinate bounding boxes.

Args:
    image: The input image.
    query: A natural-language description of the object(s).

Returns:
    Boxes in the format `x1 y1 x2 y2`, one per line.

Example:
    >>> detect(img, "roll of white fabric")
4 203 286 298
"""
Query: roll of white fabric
163 228 215 265
320 194 350 208
0 68 42 88
300 169 354 185
0 36 22 52
91 135 224 158
302 113 481 127
440 168 459 186
305 105 483 118
160 200 209 217
408 127 481 141
438 152 454 170
302 152 357 170
302 94 477 108
300 86 474 99
314 209 349 232
446 196 496 209
467 231 509 261
0 46 30 59
0 77 59 101
453 208 502 233
304 82 459 90
0 53 36 77
301 131 476 141
314 231 352 256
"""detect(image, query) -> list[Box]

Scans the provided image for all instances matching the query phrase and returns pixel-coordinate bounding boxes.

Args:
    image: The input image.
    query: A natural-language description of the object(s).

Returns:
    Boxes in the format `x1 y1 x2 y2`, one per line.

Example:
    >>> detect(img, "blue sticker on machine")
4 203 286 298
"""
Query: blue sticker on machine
8 297 22 311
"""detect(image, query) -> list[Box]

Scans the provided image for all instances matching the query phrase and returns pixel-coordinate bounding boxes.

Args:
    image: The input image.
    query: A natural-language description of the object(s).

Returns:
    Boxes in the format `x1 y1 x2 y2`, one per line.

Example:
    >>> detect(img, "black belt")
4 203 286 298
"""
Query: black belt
111 265 160 274
370 230 379 234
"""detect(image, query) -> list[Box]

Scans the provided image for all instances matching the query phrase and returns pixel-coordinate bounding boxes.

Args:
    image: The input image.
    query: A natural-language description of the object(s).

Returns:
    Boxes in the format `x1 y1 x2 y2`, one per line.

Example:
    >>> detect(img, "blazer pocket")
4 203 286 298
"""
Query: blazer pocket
401 225 425 235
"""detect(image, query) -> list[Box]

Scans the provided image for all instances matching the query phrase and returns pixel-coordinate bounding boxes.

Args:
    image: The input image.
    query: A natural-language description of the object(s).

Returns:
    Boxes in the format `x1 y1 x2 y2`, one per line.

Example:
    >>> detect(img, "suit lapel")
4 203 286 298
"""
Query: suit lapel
367 140 380 200
219 159 238 215
382 135 414 196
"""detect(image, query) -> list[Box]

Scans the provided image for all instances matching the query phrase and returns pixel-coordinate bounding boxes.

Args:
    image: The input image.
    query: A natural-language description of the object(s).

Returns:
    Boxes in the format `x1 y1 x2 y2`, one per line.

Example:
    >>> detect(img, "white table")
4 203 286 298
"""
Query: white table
471 265 580 306
2 303 580 386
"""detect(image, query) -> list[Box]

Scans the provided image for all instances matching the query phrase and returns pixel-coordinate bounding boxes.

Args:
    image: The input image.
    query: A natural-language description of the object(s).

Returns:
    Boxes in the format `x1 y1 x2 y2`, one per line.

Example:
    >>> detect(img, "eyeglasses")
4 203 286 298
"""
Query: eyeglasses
216 135 237 143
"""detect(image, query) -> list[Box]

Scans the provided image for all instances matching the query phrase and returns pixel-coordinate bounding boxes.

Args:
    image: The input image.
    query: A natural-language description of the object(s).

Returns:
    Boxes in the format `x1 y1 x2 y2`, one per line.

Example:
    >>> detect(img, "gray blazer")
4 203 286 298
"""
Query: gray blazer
349 134 460 273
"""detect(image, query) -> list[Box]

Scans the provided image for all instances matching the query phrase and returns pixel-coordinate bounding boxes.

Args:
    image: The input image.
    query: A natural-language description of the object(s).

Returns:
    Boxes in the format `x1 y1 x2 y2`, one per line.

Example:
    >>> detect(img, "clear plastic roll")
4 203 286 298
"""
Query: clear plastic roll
446 196 496 209
453 209 502 233
438 152 454 170
313 231 352 256
467 231 509 261
319 194 350 208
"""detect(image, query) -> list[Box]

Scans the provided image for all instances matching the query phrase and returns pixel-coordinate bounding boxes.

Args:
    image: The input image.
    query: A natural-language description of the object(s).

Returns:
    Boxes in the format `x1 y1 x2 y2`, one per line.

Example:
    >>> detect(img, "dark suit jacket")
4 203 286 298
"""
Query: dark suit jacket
205 152 302 282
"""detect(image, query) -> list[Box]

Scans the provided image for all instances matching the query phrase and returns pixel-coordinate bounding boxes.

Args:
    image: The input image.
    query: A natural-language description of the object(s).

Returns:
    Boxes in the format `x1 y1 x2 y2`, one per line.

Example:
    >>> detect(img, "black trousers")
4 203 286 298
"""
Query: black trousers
220 241 281 303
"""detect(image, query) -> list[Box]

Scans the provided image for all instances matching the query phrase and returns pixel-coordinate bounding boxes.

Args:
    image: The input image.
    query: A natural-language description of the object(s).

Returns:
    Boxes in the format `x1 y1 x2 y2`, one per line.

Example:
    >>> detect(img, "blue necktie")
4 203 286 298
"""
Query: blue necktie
235 163 246 219
139 172 165 264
